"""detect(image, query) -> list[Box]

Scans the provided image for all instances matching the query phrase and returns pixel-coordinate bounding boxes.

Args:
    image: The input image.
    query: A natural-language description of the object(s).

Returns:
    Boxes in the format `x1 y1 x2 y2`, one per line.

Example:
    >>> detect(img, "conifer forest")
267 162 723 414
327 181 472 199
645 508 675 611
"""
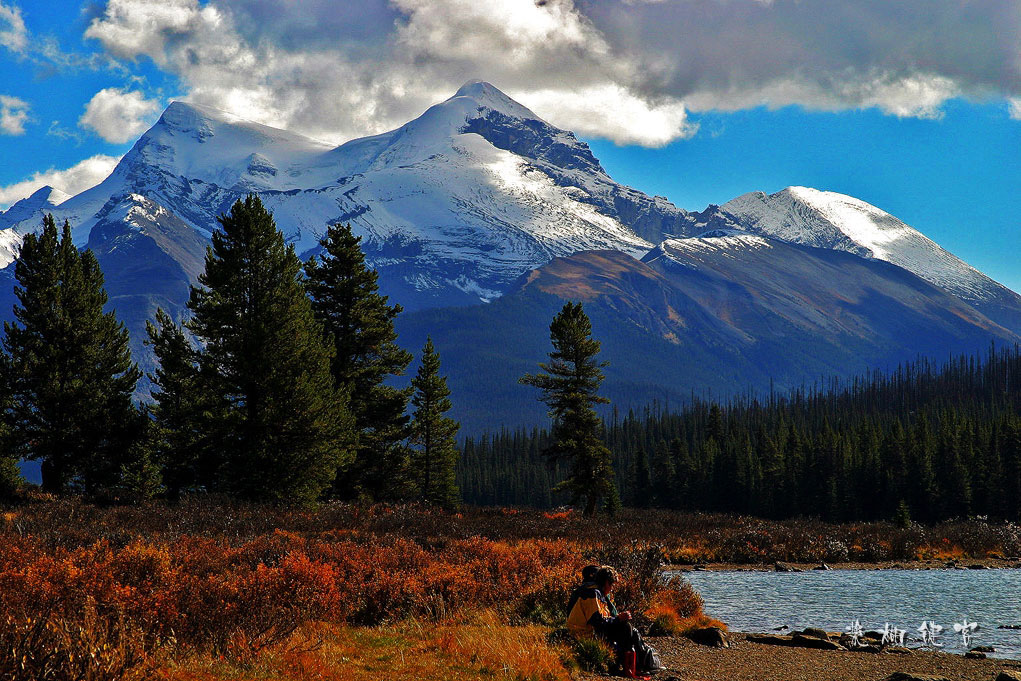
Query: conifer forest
462 346 1021 523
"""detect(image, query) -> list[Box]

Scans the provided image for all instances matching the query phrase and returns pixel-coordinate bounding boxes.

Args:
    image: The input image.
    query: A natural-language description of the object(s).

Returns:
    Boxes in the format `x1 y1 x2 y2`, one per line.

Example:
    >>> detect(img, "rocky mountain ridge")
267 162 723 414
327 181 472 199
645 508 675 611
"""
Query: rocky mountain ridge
1 81 1018 426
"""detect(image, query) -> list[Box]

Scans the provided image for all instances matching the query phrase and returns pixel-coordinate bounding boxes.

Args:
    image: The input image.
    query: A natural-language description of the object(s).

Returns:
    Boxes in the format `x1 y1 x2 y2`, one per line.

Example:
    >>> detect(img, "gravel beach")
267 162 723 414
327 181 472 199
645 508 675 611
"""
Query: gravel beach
595 634 1021 681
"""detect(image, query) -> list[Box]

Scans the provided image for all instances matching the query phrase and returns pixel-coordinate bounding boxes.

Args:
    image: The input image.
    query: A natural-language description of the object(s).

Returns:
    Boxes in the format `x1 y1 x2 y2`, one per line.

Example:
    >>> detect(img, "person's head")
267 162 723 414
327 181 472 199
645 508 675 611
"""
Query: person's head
581 564 599 583
595 565 619 593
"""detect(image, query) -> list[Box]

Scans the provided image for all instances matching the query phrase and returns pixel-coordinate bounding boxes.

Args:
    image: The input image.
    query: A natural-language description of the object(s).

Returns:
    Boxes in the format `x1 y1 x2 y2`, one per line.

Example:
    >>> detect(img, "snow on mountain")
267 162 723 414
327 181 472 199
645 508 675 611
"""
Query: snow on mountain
719 187 1014 305
646 229 774 266
0 186 75 267
0 229 20 269
2 79 1019 365
0 81 689 310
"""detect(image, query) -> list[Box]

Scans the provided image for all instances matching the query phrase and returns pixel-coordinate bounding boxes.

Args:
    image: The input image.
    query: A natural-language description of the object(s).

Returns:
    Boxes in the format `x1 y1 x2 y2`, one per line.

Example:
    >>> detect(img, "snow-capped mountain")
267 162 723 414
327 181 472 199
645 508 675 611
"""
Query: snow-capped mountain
0 186 72 268
0 81 690 311
698 187 1021 330
1 81 1019 417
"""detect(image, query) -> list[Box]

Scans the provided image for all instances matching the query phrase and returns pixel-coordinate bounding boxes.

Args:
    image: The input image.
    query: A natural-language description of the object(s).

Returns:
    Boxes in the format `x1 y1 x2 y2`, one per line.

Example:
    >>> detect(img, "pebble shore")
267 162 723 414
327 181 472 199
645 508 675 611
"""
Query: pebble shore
620 634 1021 681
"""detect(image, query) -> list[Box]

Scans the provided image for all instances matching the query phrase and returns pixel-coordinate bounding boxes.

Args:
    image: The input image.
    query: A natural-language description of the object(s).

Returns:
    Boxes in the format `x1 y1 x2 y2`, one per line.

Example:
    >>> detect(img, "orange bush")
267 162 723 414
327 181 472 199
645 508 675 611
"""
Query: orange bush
0 525 592 657
645 575 724 636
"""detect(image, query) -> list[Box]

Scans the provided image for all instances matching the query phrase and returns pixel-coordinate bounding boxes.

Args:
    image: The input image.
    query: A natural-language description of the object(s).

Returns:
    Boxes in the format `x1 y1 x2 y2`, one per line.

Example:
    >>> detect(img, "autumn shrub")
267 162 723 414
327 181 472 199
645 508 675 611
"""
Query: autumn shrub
645 575 723 636
587 542 665 617
0 518 597 660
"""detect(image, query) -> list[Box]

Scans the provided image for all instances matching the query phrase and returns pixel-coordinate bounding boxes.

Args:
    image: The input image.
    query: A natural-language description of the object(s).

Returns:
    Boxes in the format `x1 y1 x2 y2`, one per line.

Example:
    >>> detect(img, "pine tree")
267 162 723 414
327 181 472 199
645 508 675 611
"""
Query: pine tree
145 308 204 499
0 453 19 500
187 196 353 503
0 368 21 501
410 337 460 508
304 223 413 500
2 215 142 496
651 439 676 507
629 448 651 507
520 302 614 516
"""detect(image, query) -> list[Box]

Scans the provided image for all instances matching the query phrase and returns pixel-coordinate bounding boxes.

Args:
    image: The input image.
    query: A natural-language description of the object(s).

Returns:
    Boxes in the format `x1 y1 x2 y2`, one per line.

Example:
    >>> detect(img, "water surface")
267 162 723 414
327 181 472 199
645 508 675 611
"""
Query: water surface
680 568 1021 658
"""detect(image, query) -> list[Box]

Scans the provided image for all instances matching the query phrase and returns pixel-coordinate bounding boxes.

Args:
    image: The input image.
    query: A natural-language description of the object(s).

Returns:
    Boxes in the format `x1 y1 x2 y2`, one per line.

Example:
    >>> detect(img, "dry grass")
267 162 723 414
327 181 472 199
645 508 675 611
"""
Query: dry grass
155 615 571 681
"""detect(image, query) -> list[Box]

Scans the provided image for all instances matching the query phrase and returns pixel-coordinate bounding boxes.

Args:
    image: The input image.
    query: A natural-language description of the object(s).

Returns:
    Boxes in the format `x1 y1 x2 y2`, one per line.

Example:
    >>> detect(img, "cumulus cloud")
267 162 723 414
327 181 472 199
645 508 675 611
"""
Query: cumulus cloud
0 1 26 53
0 154 120 209
79 88 162 143
523 84 696 147
0 94 29 135
82 0 693 146
80 0 1021 147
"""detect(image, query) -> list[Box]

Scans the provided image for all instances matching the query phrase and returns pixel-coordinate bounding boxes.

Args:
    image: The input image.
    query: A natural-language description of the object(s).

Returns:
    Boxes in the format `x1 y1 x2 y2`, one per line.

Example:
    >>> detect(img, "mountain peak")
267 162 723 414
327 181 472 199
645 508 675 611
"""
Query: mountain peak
113 99 332 194
454 80 500 97
158 100 232 134
446 80 541 121
26 185 70 206
719 185 1016 305
0 185 72 233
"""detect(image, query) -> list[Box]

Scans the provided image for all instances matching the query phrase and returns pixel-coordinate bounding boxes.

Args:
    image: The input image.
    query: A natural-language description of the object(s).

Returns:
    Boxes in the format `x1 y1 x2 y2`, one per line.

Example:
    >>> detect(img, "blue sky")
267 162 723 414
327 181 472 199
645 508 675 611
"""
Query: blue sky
1 0 1019 291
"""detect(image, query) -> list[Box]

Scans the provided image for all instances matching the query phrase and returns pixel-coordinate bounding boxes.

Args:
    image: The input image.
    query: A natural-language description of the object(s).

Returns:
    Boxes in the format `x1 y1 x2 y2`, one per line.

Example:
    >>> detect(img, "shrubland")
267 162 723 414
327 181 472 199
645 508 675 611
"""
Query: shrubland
3 498 1014 679
0 498 710 680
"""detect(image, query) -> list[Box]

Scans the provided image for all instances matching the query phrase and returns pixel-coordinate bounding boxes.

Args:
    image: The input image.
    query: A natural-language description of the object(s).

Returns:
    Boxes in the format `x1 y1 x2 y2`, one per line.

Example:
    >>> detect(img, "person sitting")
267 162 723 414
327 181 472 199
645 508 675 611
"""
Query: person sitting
566 565 664 675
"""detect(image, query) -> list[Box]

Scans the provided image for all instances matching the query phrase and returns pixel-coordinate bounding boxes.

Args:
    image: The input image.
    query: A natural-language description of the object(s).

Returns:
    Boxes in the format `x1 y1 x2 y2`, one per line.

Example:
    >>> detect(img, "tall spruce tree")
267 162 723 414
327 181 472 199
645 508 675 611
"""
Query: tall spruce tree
187 196 352 503
2 215 142 495
304 222 413 500
410 337 460 508
145 308 204 499
520 302 616 516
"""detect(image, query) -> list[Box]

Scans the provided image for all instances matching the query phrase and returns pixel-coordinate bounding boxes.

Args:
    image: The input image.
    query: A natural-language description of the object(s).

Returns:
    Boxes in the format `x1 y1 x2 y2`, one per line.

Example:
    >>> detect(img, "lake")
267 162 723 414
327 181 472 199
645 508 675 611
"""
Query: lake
681 568 1021 658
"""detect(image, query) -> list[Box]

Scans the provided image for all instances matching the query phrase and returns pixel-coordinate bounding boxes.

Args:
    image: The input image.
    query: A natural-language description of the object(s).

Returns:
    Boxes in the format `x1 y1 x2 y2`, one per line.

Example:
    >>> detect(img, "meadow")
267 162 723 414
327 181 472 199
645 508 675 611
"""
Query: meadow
1 498 1016 680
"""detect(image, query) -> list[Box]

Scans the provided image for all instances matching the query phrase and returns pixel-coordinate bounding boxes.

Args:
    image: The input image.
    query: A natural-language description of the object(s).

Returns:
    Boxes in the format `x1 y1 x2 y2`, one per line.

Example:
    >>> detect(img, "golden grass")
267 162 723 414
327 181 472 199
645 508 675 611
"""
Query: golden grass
155 614 571 681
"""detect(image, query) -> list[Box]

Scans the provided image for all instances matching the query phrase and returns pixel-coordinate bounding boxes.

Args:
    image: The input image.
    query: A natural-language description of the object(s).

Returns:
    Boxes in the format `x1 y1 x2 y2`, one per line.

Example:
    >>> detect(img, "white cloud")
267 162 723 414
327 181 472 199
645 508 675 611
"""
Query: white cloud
81 0 1021 147
82 0 691 146
682 72 961 119
1010 98 1021 120
0 1 26 53
79 88 161 143
521 85 696 147
0 154 120 209
0 94 29 135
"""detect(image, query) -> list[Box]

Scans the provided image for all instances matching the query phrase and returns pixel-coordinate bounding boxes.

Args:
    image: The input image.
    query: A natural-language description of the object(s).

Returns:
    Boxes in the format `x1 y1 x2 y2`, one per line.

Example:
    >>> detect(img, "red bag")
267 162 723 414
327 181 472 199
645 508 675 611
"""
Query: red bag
623 649 637 678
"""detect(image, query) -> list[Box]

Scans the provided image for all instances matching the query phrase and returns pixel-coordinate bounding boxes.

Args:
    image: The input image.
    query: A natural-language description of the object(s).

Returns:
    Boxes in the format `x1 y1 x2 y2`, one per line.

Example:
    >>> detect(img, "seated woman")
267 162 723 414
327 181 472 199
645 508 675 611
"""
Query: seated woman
566 565 663 675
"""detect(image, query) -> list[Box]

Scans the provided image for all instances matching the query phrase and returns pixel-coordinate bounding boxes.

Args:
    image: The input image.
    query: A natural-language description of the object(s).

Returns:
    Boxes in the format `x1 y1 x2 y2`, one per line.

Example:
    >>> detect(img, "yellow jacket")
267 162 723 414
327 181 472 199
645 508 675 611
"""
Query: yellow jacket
566 586 613 638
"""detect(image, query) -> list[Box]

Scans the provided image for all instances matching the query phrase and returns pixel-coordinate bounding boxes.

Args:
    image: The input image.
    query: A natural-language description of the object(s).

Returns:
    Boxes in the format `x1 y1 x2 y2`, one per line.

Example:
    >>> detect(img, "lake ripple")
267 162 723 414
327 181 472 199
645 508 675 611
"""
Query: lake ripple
679 568 1021 659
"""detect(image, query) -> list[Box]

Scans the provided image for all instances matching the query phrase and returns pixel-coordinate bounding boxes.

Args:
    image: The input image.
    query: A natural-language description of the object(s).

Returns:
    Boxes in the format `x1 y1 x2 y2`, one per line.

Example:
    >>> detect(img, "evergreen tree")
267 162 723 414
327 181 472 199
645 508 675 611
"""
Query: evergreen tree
304 223 413 500
0 453 19 501
520 302 614 516
2 215 142 496
651 439 676 507
410 337 460 508
145 308 204 499
0 369 21 501
187 196 352 504
629 448 651 507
